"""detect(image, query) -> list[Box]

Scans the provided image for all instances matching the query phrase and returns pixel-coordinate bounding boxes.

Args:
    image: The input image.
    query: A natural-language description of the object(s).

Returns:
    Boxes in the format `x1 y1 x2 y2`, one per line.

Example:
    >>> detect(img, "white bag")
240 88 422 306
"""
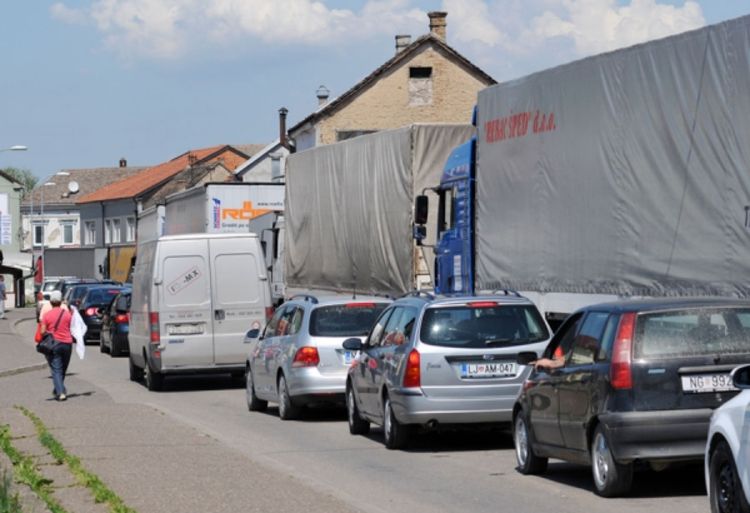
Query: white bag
70 307 87 360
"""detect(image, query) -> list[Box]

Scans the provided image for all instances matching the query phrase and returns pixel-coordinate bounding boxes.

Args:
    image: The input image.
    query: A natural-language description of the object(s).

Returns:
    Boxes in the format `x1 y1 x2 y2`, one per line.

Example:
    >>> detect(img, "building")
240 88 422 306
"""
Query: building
0 170 28 306
288 11 495 151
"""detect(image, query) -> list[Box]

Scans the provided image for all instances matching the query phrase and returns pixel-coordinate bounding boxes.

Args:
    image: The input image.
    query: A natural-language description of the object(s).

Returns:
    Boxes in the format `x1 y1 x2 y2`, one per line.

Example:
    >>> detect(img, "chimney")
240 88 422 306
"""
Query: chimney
395 35 411 54
188 153 197 166
119 158 127 168
428 11 447 41
278 107 289 150
316 85 330 106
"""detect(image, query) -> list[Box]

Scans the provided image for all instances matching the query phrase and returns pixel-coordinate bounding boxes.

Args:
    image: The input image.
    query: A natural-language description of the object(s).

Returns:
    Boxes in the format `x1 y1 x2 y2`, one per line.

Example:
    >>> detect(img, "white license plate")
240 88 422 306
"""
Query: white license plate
167 324 204 336
681 374 737 393
460 362 517 379
343 351 355 365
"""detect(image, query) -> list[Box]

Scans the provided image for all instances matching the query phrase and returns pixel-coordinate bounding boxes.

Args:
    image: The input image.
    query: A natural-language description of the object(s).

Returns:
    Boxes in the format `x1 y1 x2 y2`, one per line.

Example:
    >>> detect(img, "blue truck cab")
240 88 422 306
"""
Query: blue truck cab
414 135 476 296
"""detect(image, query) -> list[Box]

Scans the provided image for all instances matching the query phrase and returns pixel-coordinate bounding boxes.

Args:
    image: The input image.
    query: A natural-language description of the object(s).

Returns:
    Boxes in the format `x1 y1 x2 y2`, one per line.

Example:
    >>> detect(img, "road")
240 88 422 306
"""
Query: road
16 317 709 513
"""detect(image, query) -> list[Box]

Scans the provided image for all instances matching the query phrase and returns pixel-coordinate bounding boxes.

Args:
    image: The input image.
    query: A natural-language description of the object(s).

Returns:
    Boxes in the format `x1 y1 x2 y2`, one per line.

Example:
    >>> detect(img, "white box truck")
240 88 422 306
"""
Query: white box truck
128 233 272 391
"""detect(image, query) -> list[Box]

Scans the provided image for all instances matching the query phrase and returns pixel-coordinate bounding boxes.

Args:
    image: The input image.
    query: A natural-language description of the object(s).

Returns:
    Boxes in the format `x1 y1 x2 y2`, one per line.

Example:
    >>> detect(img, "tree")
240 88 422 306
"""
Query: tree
0 167 37 196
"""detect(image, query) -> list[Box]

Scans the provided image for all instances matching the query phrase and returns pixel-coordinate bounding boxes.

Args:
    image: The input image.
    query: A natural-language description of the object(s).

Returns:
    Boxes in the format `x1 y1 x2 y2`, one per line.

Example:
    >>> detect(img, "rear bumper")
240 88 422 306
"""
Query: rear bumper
288 367 347 402
600 409 713 462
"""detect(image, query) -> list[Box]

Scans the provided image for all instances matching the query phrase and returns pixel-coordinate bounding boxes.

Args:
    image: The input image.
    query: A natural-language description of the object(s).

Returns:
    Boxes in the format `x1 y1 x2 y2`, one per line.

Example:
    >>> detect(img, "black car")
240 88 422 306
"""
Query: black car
100 290 131 357
513 298 750 497
64 282 112 309
79 285 130 343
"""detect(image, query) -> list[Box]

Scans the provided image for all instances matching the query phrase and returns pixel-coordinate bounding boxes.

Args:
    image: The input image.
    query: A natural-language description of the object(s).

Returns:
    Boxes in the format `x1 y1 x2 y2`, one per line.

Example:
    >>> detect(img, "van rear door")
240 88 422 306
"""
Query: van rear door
210 236 268 365
158 239 214 367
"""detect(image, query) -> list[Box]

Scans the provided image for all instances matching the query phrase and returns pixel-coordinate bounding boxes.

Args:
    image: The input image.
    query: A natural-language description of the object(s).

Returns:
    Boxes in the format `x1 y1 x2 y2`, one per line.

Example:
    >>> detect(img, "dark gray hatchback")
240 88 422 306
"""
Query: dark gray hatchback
513 298 750 497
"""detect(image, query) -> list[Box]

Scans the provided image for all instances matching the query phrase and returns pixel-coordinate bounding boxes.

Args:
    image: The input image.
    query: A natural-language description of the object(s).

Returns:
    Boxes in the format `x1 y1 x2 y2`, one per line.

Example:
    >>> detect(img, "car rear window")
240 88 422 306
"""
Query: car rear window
309 303 389 337
85 289 124 306
420 304 549 348
635 307 750 358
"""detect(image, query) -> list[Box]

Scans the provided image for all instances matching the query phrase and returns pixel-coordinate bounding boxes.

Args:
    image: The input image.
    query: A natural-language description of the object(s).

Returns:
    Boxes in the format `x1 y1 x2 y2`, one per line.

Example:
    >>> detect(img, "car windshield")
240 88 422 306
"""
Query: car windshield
310 303 389 337
419 304 549 348
85 288 125 306
635 307 750 358
43 281 60 292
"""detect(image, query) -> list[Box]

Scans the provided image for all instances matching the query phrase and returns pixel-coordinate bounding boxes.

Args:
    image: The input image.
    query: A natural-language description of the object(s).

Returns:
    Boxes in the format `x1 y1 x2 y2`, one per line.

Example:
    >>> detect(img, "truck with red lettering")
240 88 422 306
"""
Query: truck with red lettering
413 14 750 325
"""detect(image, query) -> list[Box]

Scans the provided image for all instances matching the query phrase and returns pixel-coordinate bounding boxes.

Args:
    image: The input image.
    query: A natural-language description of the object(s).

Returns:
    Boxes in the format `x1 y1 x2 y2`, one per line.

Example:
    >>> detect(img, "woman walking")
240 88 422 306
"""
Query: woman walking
40 290 74 401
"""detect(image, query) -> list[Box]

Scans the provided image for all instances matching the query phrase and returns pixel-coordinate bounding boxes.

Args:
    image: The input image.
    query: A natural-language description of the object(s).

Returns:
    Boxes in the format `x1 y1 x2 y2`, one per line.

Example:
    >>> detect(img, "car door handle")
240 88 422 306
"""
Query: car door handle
214 309 226 321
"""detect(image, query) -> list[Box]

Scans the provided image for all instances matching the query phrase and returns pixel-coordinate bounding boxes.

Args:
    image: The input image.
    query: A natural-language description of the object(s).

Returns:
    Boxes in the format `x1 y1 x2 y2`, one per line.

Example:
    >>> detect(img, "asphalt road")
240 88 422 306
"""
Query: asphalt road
17 318 710 513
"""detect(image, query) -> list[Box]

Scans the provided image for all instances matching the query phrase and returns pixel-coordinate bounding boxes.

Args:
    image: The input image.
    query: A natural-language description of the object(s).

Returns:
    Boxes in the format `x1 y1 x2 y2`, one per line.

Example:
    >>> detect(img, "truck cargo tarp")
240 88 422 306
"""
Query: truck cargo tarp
286 124 474 295
476 15 750 297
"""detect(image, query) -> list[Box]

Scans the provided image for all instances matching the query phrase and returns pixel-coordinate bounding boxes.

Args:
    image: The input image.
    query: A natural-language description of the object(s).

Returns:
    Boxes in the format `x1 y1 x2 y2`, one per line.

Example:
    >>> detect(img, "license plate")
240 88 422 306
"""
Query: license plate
460 362 517 379
343 351 355 365
681 374 737 393
167 323 204 336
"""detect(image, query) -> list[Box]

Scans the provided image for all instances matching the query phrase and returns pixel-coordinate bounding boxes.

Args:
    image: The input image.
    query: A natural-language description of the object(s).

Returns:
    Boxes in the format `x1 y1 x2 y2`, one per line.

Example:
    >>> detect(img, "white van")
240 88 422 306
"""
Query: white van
128 233 272 391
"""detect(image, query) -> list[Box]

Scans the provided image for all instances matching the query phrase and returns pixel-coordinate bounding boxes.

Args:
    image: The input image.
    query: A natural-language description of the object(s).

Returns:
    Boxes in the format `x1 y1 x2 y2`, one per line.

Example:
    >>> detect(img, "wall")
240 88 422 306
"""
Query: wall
79 199 137 248
21 210 81 250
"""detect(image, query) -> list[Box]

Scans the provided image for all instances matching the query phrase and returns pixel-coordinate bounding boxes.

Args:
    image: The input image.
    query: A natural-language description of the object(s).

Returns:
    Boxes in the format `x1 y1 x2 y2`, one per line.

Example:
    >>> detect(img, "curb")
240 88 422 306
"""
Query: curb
0 363 47 379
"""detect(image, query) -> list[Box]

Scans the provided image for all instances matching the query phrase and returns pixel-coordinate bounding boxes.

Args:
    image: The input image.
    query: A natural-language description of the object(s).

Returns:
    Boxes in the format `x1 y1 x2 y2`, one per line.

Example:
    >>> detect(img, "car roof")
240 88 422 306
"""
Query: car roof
392 292 536 309
285 294 391 308
580 297 750 314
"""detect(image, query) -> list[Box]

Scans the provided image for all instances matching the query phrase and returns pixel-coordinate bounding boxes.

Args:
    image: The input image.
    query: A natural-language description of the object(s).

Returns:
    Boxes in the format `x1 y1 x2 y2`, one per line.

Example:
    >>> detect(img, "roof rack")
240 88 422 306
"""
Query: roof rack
290 294 319 304
492 289 522 298
398 290 436 300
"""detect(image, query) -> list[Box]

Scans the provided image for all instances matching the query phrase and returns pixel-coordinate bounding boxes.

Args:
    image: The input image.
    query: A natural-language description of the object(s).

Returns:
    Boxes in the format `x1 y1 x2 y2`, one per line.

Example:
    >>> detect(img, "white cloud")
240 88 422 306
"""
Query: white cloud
441 0 503 46
50 3 89 24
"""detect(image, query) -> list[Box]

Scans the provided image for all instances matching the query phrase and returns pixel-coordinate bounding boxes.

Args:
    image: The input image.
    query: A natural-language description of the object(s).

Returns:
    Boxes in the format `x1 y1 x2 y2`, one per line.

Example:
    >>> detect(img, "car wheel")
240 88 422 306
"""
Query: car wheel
145 360 164 392
277 374 299 420
710 439 750 513
128 355 141 382
591 424 633 497
346 385 370 435
383 396 410 450
514 412 548 475
246 368 267 412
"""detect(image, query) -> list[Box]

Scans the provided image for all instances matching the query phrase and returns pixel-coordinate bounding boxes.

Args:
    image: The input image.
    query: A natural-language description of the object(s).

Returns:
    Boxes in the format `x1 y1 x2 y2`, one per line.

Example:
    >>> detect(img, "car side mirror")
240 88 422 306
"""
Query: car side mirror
517 351 537 366
731 364 750 389
414 195 429 225
246 328 261 340
342 338 363 351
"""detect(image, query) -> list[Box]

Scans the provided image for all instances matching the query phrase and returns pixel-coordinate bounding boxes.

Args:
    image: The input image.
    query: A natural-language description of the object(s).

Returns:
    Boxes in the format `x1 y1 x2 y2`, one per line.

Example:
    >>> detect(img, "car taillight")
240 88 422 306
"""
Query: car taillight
115 313 129 324
149 312 160 344
265 307 274 322
467 301 498 308
85 307 98 317
292 347 320 368
611 312 635 390
346 302 376 308
403 349 421 388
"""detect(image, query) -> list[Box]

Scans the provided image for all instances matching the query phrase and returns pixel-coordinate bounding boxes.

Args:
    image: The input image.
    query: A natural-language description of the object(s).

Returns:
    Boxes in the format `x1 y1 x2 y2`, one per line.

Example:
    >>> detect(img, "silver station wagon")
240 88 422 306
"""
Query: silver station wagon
245 294 391 419
343 291 551 449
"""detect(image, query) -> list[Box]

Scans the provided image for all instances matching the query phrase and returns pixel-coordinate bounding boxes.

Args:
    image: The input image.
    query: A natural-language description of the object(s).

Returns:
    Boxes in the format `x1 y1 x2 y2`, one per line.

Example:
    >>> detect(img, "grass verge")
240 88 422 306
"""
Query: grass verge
0 469 23 513
0 424 67 513
17 407 137 513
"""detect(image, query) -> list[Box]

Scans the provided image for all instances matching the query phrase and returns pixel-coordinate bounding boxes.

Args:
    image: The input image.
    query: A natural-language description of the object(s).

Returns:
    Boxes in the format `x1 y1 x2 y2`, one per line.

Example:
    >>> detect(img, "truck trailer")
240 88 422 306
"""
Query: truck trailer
415 14 750 323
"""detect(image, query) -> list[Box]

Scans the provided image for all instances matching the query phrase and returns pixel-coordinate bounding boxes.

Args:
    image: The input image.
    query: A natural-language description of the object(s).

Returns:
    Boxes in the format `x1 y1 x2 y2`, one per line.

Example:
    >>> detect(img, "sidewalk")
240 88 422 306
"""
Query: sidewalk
0 310 356 513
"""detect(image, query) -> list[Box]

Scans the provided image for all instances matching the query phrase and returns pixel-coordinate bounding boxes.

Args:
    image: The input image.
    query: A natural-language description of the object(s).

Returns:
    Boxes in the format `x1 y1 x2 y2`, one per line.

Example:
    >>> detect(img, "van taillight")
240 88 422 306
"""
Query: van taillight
611 312 635 390
149 312 160 344
265 307 274 322
403 349 421 388
292 346 320 367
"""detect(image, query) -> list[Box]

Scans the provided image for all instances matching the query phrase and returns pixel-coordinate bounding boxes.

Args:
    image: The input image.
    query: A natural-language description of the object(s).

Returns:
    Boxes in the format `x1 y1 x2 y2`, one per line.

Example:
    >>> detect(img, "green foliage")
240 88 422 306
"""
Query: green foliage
0 469 23 513
0 168 37 196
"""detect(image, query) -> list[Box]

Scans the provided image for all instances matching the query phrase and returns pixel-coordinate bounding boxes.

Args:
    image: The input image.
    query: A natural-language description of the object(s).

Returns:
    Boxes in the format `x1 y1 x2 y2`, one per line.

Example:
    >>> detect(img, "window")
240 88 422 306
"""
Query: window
104 219 112 244
310 303 389 337
438 186 456 234
111 219 121 243
276 307 303 337
62 223 74 245
409 66 433 106
84 221 96 245
381 307 418 347
568 312 610 365
33 224 44 246
264 306 287 338
545 313 583 360
367 308 394 347
126 217 136 242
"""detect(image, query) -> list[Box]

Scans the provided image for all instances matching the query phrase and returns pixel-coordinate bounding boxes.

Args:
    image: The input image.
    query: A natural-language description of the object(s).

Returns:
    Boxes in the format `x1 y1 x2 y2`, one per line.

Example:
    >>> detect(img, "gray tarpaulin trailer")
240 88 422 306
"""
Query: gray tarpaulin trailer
472 14 750 315
285 124 474 296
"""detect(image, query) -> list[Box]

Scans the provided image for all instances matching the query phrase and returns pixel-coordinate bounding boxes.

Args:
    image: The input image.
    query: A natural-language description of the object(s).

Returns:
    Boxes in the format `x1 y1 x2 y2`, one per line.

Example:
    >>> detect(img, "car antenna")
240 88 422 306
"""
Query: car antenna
352 273 357 299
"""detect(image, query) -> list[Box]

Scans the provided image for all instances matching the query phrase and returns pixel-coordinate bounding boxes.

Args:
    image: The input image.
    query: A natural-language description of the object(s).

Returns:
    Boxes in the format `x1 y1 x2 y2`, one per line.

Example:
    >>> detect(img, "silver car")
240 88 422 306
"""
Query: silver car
245 294 391 419
344 292 551 449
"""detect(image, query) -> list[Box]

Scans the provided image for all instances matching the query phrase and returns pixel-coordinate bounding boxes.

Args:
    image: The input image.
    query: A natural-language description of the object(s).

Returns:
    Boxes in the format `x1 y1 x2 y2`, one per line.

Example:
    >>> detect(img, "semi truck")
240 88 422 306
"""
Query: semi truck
414 14 750 324
284 124 474 296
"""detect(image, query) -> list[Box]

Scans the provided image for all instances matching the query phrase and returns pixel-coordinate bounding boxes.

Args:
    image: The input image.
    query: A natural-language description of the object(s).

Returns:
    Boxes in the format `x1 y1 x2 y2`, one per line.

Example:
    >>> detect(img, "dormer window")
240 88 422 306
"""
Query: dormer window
409 67 433 106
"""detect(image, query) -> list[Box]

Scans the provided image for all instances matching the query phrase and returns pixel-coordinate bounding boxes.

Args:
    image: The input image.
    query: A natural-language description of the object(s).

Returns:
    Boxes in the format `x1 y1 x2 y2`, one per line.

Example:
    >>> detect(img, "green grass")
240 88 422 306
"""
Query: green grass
0 469 23 513
0 424 66 513
17 407 137 513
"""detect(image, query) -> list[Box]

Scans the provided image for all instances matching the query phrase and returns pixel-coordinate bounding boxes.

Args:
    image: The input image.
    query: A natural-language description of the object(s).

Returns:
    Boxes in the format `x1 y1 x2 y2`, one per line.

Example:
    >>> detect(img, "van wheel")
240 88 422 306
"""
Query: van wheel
709 439 750 513
246 369 267 412
591 425 633 497
277 374 299 420
128 355 142 382
346 385 370 435
514 412 548 474
383 396 410 450
145 360 164 392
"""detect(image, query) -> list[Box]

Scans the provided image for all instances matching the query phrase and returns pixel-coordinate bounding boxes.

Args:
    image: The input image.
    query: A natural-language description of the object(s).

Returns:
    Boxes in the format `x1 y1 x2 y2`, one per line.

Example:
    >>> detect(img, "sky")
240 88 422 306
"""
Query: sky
1 0 748 180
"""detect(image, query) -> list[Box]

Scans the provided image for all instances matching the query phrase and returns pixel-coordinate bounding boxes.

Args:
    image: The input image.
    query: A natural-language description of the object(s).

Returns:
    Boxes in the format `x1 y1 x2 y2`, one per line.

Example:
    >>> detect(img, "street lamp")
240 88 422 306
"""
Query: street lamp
0 145 27 152
39 181 56 283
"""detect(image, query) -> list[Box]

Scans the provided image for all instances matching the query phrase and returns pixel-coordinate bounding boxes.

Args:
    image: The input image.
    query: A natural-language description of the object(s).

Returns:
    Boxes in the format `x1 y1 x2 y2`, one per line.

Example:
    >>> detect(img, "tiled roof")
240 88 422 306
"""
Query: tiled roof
232 144 267 157
22 166 147 208
76 145 249 204
288 33 496 134
141 162 235 210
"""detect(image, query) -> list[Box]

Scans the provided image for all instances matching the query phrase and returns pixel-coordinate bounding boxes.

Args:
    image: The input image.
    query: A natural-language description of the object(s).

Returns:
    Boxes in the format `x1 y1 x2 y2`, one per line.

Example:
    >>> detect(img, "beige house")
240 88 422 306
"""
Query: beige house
289 11 496 151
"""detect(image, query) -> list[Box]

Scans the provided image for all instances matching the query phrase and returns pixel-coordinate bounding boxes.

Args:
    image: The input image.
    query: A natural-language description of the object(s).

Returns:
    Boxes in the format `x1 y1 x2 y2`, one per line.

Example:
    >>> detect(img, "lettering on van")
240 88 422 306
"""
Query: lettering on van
222 201 271 221
167 266 202 295
485 110 557 144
